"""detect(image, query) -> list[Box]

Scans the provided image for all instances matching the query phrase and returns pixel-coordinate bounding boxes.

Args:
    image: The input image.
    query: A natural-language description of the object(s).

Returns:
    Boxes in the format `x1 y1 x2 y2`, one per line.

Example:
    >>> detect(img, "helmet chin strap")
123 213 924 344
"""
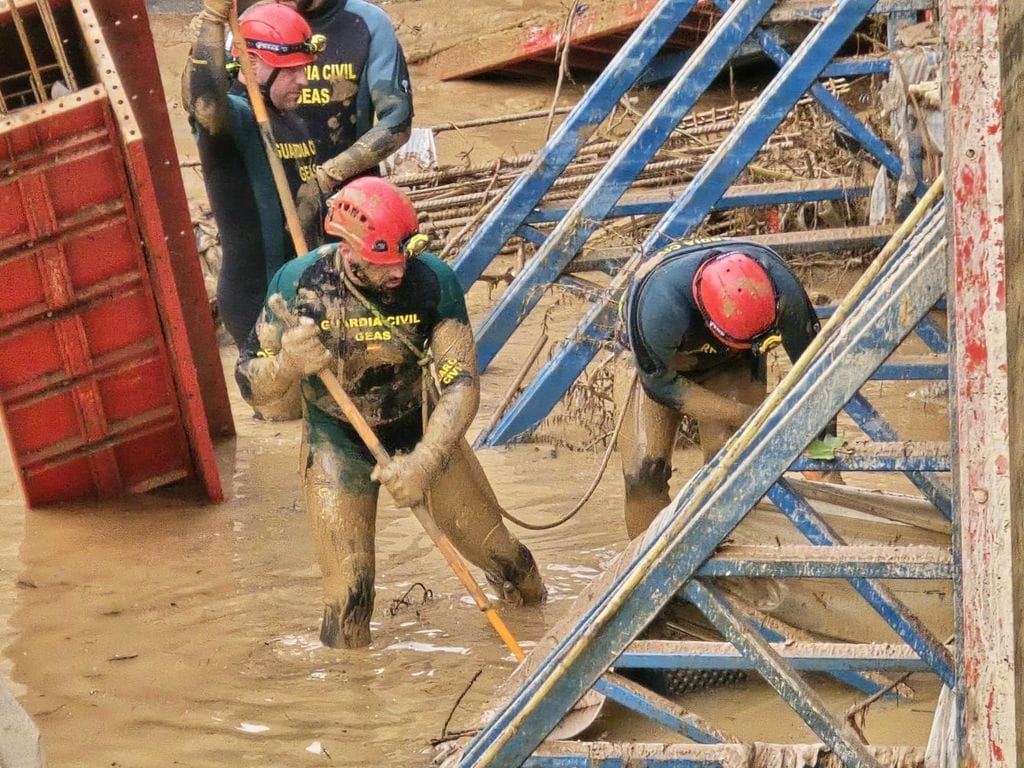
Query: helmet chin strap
261 66 281 104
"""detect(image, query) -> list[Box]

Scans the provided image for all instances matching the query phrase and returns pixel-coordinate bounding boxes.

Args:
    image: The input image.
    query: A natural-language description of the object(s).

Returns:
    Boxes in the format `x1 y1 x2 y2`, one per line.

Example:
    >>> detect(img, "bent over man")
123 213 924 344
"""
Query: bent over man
186 1 323 348
616 240 823 538
235 178 545 648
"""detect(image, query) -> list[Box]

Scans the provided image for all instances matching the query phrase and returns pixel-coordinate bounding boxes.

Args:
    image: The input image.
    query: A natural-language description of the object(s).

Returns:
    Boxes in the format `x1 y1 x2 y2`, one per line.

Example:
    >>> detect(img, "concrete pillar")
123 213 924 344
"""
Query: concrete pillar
944 0 1024 765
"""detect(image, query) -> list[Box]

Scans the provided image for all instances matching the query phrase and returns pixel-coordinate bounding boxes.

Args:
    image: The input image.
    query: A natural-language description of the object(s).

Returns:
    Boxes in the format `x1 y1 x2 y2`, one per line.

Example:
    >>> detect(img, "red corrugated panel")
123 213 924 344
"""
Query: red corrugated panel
0 86 217 506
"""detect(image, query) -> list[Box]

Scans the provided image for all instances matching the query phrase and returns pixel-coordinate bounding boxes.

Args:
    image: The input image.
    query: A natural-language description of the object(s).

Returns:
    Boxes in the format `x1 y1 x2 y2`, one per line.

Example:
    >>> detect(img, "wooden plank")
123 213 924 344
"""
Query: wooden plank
566 224 896 273
530 741 926 767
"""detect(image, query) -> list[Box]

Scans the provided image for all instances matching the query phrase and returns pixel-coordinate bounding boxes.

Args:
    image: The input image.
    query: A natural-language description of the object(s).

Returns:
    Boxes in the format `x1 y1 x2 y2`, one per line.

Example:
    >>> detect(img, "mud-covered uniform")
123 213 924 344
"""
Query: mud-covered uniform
236 245 544 648
295 0 413 183
186 0 320 348
238 246 469 485
625 241 819 408
614 240 820 538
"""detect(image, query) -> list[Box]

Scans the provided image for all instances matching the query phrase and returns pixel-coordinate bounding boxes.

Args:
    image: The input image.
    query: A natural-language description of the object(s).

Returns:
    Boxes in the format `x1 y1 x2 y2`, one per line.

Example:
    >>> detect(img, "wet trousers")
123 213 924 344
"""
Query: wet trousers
302 424 545 648
612 356 766 539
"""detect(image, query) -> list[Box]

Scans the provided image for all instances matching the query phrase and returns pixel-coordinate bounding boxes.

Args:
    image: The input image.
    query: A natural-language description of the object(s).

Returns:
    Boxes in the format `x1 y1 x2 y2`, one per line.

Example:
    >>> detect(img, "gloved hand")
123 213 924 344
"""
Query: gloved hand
371 444 443 509
277 316 333 378
199 0 233 24
316 153 361 193
296 178 325 250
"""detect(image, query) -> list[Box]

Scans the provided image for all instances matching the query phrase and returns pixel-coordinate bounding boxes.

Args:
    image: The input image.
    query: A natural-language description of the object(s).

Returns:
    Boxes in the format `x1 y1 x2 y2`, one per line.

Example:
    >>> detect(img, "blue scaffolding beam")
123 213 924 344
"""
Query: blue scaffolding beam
478 0 930 447
454 195 947 767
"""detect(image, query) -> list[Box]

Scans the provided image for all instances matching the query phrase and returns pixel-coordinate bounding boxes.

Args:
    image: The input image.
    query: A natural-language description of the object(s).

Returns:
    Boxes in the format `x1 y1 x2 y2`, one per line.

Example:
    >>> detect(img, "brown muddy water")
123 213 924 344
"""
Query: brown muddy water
0 325 951 766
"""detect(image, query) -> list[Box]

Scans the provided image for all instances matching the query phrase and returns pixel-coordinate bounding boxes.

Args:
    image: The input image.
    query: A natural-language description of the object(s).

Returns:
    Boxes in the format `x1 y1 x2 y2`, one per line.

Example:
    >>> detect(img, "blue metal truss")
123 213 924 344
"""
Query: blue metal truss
473 0 781 372
450 0 704 291
454 199 948 767
469 0 916 376
478 0 934 447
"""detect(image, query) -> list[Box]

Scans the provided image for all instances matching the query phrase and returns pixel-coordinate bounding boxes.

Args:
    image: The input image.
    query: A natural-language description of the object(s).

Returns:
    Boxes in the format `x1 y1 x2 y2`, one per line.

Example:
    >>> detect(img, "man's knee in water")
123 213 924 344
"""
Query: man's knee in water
624 456 672 500
321 570 375 649
485 543 545 606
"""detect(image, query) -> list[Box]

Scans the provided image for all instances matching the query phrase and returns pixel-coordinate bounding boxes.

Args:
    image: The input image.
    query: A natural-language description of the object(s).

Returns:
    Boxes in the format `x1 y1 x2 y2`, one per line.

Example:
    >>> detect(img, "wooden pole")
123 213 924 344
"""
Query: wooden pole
228 3 308 255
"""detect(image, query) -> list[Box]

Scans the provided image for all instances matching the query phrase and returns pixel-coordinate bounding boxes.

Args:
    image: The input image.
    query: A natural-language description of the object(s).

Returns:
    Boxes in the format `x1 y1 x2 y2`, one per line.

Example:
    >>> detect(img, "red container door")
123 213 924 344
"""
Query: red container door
0 89 211 506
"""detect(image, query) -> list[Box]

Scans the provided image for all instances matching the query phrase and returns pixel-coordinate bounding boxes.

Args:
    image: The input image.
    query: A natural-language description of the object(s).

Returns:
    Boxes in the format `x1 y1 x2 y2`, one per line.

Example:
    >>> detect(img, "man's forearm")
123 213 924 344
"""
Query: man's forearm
674 378 756 426
319 123 411 188
236 355 302 406
186 19 231 135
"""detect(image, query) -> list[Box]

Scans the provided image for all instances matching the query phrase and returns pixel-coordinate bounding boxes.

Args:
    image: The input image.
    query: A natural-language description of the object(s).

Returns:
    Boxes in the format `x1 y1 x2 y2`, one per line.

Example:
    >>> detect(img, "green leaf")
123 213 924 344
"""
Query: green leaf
803 435 844 461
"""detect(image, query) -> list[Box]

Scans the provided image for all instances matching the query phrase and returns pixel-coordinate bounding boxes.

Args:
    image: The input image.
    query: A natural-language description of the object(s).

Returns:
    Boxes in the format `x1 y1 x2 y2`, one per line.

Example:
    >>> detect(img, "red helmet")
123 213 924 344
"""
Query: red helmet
233 4 317 68
691 251 778 349
324 178 425 265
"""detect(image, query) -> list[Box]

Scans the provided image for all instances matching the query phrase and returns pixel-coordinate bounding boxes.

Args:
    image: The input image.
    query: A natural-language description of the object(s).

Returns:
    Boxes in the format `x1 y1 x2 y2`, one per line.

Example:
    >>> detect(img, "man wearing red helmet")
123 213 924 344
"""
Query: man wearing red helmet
235 178 545 648
274 0 413 192
185 1 323 349
616 240 824 538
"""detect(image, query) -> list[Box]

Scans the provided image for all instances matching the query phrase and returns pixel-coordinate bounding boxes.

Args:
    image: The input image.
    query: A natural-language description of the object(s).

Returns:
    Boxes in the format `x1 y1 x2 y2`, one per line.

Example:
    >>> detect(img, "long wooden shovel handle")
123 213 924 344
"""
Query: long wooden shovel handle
313 369 526 661
228 4 309 256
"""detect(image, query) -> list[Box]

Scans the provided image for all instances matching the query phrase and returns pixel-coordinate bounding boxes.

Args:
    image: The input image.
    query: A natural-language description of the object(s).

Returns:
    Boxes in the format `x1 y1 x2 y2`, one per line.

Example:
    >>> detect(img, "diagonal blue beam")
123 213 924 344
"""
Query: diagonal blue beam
650 0 887 250
766 479 955 686
593 675 728 744
450 0 702 291
480 0 889 446
739 613 897 696
683 579 886 767
473 0 779 372
712 0 904 181
455 202 946 767
843 392 953 518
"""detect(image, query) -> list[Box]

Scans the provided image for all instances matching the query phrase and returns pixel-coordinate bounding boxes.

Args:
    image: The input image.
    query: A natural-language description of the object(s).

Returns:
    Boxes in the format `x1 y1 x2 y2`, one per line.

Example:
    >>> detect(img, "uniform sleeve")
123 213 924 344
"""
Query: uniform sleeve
234 258 309 404
419 255 474 390
186 18 232 136
362 5 414 139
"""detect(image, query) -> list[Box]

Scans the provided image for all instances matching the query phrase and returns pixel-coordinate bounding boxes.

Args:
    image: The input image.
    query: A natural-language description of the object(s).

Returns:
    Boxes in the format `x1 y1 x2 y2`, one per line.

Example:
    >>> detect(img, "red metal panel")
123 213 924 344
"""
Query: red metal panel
945 0 1022 764
88 0 236 441
435 0 720 80
0 87 206 506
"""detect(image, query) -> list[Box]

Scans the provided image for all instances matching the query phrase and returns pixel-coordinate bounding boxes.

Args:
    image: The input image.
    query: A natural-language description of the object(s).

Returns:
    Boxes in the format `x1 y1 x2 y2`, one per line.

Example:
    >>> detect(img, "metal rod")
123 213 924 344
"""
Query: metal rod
5 0 48 103
430 107 574 133
36 0 78 91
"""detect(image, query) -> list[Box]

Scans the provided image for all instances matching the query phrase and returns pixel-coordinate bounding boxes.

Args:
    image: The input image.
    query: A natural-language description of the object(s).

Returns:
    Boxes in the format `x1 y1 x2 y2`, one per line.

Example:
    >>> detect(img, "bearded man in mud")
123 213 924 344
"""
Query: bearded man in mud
186 1 325 350
615 240 830 539
235 178 545 648
274 0 413 194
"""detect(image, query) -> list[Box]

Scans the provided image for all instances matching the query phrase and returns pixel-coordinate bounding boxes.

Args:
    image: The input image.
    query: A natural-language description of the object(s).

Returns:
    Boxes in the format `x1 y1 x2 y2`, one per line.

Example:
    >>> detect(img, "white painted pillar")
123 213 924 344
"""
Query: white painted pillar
945 0 1024 765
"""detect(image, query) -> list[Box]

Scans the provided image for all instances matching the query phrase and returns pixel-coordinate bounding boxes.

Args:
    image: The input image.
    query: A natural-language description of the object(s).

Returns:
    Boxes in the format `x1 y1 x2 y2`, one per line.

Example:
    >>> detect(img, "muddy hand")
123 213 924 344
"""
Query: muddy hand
278 317 333 378
371 445 442 508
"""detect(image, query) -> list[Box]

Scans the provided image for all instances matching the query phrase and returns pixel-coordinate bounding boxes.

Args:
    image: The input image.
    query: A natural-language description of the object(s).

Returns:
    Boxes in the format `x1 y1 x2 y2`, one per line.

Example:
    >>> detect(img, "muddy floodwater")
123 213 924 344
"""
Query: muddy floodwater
0 7 953 765
0 343 950 766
